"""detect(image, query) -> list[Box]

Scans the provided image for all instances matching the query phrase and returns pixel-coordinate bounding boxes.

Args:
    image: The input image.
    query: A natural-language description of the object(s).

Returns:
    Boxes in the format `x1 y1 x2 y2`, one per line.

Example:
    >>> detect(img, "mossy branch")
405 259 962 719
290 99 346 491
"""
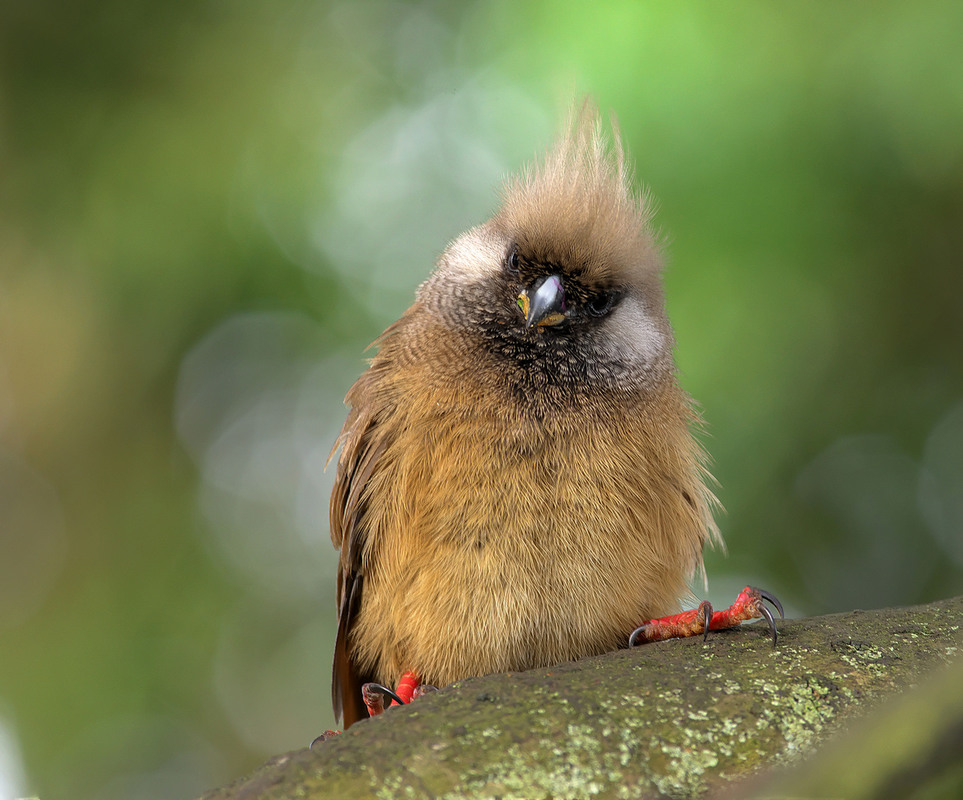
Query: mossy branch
198 596 963 799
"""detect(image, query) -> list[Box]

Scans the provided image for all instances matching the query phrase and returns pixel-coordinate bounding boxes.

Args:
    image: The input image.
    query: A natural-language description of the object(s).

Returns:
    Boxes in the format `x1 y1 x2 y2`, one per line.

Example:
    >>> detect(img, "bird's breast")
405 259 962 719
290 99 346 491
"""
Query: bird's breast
352 398 698 687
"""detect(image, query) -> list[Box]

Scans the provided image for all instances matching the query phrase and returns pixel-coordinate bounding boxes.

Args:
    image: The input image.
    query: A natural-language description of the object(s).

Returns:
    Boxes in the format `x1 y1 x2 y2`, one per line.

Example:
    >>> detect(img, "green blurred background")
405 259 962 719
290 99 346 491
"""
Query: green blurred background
1 1 961 797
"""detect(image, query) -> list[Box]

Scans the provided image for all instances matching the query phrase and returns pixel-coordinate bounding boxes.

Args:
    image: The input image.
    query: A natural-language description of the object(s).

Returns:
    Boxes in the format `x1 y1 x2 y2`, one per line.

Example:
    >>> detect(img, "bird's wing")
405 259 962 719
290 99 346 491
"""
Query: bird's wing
328 310 414 729
329 369 388 727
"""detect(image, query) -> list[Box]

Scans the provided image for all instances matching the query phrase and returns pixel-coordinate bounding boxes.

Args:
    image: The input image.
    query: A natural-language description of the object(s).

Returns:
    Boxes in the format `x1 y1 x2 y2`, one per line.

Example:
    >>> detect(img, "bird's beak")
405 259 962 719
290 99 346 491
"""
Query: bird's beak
516 275 567 328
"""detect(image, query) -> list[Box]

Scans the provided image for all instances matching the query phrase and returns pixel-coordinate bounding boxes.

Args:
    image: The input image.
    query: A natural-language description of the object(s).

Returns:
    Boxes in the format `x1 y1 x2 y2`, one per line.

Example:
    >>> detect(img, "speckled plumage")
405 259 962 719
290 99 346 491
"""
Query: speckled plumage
329 102 721 728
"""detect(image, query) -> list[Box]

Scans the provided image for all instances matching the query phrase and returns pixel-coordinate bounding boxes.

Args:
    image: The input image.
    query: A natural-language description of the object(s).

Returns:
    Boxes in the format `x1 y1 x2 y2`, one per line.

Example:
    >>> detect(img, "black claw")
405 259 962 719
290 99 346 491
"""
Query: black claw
366 683 406 706
752 586 785 619
310 730 339 747
700 601 714 642
628 625 646 647
758 602 778 646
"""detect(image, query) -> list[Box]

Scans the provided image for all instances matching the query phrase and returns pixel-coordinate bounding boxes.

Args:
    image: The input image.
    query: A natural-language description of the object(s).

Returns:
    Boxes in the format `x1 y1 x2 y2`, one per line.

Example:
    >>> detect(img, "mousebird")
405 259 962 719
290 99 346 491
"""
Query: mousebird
328 101 781 730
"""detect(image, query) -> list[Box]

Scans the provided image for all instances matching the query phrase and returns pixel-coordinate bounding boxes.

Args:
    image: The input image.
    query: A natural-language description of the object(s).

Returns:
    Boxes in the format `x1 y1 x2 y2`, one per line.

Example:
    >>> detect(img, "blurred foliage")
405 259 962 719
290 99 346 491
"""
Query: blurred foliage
0 1 961 798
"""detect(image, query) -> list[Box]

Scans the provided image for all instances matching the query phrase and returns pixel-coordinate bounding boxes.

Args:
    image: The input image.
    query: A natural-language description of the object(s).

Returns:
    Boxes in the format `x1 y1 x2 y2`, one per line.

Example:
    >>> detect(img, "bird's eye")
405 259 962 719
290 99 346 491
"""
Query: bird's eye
586 291 617 317
506 247 520 274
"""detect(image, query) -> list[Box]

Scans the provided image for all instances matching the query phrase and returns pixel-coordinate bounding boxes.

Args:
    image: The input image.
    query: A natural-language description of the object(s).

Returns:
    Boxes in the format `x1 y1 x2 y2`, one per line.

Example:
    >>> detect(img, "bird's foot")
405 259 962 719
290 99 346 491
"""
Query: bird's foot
310 730 341 747
361 671 437 717
628 586 784 647
310 672 437 745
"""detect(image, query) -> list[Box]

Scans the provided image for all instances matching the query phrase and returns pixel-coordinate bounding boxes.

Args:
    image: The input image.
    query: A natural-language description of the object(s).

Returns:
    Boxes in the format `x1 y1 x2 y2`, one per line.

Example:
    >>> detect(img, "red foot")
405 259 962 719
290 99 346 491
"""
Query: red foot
362 670 421 717
396 670 420 704
629 586 784 647
310 673 435 745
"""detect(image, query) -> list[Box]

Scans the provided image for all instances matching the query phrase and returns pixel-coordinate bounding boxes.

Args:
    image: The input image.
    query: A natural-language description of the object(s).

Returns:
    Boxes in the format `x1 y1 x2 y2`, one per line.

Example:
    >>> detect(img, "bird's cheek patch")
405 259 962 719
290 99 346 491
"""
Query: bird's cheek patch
609 300 667 366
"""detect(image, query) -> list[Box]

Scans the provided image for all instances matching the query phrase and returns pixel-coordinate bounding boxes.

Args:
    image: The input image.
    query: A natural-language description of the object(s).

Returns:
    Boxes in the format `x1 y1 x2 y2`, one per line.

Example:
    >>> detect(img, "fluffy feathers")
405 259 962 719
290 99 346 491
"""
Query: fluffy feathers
329 102 720 728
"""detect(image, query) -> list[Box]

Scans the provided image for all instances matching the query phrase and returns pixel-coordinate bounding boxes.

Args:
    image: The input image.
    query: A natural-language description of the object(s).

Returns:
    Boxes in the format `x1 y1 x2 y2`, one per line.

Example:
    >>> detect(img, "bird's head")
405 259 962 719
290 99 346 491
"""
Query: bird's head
419 102 675 399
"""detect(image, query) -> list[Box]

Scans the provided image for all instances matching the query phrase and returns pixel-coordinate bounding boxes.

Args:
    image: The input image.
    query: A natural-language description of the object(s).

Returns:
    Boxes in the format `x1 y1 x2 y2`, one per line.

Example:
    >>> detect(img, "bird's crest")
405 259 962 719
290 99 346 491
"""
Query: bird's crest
495 100 660 284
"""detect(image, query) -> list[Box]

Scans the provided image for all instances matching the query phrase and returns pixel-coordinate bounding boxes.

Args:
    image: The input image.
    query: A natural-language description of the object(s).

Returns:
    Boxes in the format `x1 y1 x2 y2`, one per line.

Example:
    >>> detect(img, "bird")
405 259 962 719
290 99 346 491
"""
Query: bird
328 100 781 730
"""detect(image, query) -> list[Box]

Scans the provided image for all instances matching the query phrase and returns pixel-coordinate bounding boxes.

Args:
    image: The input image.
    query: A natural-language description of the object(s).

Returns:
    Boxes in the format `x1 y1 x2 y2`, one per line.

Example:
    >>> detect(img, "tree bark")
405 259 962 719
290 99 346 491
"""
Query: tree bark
198 596 963 799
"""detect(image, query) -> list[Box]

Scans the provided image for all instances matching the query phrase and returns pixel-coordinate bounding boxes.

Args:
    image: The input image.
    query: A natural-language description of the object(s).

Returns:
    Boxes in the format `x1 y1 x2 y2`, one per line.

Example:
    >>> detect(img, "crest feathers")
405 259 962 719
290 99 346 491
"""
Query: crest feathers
495 99 659 284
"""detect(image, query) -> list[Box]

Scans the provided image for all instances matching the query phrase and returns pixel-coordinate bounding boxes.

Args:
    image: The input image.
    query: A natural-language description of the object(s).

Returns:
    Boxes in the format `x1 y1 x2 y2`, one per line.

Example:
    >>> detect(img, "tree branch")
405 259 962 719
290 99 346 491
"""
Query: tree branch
198 596 963 799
